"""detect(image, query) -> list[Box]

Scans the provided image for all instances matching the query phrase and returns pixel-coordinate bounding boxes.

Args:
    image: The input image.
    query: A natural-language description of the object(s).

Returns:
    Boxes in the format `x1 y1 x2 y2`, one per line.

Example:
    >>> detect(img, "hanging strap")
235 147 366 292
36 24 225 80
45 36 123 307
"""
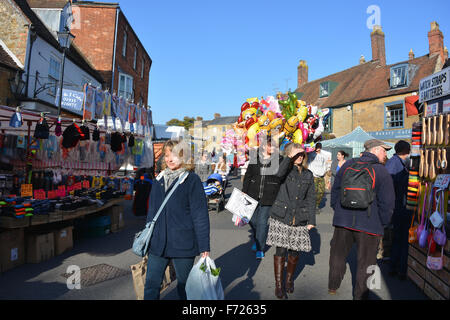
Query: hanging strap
410 183 422 229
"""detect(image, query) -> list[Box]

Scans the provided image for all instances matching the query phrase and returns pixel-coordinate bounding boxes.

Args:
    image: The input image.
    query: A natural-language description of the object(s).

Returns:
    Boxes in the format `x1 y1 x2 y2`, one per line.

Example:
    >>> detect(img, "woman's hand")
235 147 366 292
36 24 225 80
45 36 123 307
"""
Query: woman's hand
201 251 210 258
307 225 315 231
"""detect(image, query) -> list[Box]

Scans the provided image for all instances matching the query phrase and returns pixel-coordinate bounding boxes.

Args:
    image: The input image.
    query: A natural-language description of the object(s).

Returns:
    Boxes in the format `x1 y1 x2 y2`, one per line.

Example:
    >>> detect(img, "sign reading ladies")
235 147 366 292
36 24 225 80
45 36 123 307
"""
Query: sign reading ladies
419 67 450 103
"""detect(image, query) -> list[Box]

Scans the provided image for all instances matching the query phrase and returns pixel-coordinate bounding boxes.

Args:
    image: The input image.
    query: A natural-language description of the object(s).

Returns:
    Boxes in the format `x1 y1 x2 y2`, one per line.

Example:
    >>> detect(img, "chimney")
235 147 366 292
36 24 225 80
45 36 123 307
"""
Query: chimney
297 60 308 88
196 116 203 121
359 55 366 64
428 22 444 60
409 49 415 60
371 25 386 66
214 113 221 119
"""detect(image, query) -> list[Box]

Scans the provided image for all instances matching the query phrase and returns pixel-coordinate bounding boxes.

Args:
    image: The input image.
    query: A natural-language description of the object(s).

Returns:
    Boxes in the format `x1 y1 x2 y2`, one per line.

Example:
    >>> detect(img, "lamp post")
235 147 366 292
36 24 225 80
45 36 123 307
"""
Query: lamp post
56 28 75 116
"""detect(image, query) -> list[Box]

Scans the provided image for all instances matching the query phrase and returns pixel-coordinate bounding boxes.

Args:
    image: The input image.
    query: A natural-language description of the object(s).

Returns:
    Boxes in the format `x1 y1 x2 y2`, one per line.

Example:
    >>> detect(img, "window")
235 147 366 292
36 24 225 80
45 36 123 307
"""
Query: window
48 56 60 96
390 64 408 89
385 101 404 129
324 112 332 133
133 46 137 70
122 31 127 57
320 82 329 98
141 58 145 78
118 73 133 100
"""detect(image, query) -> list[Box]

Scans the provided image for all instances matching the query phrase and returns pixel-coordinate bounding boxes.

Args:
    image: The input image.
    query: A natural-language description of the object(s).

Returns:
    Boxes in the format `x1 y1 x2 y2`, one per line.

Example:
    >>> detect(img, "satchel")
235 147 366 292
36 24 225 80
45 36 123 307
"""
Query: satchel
427 242 444 271
132 171 189 257
408 209 418 244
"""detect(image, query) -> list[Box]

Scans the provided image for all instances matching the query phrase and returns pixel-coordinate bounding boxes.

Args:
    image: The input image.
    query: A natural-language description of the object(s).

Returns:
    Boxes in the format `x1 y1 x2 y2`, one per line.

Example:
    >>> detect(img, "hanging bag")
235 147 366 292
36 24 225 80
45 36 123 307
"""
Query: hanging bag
416 183 428 240
408 183 421 244
132 171 189 257
426 238 444 271
418 185 433 248
433 190 447 246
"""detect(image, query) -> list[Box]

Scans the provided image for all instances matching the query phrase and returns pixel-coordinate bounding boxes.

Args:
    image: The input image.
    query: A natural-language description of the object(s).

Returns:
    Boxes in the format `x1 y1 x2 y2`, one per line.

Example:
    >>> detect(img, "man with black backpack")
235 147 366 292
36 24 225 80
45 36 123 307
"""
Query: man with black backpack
328 139 395 300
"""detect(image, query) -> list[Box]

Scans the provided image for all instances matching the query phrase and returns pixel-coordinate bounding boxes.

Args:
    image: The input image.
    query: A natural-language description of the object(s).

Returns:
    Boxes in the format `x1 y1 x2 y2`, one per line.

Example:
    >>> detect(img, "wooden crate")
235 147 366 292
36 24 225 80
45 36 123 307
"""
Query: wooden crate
424 282 446 300
425 270 450 300
408 256 426 279
408 266 425 290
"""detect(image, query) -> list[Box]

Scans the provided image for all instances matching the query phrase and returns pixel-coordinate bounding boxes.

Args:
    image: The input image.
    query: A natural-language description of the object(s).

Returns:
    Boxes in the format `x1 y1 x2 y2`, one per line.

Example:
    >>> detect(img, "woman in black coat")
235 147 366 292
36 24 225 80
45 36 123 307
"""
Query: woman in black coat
266 142 316 299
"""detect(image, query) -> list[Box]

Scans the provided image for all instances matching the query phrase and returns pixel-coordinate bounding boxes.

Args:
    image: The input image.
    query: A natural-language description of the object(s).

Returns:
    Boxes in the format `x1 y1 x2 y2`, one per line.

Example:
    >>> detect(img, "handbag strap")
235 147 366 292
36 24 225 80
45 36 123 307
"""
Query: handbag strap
410 183 421 229
420 183 428 225
147 171 189 227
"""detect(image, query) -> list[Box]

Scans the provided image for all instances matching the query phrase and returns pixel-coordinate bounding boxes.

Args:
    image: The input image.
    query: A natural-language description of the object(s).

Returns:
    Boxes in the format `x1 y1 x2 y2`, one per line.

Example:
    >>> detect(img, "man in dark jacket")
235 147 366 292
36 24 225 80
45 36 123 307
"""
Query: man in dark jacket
243 138 282 259
328 139 395 300
385 140 411 280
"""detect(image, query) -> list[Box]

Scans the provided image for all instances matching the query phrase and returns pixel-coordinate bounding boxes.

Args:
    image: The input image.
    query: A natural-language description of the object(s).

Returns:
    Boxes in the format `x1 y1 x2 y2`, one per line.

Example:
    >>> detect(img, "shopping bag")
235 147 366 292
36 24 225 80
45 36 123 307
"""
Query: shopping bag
225 188 258 225
185 256 224 300
130 256 148 300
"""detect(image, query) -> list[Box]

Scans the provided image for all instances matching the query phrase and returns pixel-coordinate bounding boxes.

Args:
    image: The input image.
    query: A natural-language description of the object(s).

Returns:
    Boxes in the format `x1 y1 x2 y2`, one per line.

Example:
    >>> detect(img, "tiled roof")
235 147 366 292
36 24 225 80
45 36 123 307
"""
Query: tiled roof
0 42 21 70
207 116 239 126
296 55 440 108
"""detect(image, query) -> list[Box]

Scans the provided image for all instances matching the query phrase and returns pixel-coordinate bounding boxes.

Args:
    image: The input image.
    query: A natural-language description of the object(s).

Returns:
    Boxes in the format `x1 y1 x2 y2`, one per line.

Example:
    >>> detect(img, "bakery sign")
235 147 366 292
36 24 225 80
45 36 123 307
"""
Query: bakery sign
419 67 450 103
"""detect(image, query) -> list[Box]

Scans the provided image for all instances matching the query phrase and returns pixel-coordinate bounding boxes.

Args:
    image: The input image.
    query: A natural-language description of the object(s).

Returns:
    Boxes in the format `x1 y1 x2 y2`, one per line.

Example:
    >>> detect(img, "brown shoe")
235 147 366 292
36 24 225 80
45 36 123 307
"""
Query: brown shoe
274 255 287 299
285 255 300 294
328 289 337 295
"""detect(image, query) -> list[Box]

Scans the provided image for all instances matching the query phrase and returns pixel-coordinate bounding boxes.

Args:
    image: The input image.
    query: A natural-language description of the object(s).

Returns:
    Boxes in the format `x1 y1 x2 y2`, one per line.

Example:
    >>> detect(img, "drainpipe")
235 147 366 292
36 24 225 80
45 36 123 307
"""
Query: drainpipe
111 7 120 92
25 25 37 98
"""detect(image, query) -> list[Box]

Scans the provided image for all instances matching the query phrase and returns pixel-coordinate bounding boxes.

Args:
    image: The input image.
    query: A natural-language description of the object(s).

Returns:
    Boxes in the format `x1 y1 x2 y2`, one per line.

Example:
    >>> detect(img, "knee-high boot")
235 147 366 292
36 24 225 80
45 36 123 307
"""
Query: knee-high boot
274 255 287 299
286 255 300 294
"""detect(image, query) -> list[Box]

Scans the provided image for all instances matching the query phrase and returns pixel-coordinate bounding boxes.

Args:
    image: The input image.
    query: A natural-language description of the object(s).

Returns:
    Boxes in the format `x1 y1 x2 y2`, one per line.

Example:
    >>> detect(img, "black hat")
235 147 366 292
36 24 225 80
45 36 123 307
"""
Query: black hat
34 118 50 140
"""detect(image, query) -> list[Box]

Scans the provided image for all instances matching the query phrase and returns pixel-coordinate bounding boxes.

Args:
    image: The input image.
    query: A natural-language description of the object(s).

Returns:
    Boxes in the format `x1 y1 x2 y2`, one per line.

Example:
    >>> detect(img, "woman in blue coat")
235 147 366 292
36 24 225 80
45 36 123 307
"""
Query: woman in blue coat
144 140 210 300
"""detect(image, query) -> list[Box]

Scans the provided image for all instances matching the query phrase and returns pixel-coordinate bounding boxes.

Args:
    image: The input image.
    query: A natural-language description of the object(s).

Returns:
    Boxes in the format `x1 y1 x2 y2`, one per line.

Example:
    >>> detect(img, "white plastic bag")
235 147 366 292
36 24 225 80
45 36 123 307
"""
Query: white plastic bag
185 256 224 300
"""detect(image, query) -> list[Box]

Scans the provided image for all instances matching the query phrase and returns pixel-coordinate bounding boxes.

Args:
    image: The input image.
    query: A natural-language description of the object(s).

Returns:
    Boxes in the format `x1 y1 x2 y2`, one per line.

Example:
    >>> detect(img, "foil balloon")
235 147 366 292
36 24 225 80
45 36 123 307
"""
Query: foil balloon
258 115 271 131
297 106 308 122
292 129 303 144
247 97 259 104
284 116 299 135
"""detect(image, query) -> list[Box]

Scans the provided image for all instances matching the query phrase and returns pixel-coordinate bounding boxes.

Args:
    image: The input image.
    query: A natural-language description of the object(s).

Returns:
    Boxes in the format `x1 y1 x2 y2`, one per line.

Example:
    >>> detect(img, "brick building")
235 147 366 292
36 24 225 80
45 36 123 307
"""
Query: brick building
296 22 449 143
0 39 23 107
26 0 152 107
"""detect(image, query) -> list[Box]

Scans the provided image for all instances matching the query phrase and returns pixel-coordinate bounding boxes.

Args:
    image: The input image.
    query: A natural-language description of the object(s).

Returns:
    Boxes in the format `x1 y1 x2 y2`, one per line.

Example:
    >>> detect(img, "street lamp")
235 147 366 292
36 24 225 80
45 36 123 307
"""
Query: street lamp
9 72 26 99
56 28 75 116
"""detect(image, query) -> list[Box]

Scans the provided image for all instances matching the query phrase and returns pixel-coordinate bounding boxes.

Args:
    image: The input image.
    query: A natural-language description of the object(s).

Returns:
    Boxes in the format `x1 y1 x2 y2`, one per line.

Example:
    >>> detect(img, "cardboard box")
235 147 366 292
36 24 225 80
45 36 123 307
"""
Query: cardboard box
0 229 25 273
26 232 55 264
109 205 125 233
53 226 73 256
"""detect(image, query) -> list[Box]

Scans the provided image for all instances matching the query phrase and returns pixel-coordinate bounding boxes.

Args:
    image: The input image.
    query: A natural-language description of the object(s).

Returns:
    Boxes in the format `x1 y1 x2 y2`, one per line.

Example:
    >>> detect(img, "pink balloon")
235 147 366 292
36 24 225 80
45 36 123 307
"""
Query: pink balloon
298 122 304 130
302 128 309 141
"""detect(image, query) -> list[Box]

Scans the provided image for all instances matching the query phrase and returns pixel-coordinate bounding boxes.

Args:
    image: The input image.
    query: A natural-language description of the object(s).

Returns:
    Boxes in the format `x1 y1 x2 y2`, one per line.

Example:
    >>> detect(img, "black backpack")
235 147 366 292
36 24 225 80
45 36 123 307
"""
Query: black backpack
340 159 376 214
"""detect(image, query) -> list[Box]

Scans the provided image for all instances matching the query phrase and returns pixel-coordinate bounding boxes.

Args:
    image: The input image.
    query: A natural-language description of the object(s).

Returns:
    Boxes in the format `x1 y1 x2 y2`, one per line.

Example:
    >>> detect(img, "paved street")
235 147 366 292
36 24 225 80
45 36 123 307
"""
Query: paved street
0 176 427 300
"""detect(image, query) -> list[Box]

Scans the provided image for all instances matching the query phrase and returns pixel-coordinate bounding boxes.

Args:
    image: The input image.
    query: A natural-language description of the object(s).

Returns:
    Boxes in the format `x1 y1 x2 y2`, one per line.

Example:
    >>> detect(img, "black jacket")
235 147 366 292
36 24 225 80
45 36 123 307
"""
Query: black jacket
270 156 316 227
242 154 283 206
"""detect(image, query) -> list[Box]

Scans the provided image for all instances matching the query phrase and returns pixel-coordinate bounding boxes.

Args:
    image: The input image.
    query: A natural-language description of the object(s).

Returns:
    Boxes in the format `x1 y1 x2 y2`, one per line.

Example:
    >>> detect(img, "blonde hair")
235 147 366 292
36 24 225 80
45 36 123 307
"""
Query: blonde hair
284 142 308 171
161 139 195 171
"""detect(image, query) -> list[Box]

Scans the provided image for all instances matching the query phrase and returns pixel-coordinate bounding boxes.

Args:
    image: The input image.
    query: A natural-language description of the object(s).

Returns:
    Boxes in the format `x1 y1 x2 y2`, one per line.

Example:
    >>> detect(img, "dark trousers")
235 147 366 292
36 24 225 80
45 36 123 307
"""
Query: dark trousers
143 253 195 300
328 227 381 300
249 205 271 252
390 210 412 275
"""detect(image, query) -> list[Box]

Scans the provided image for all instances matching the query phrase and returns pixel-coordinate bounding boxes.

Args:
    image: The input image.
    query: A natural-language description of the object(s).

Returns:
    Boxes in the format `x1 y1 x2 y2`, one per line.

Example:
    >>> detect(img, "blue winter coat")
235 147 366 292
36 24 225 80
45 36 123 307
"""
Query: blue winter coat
330 152 395 236
146 171 210 258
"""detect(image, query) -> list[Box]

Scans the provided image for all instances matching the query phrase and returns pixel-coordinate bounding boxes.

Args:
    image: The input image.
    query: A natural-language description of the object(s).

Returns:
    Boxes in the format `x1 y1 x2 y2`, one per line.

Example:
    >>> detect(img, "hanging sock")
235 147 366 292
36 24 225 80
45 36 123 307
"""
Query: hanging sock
55 117 62 137
9 111 23 128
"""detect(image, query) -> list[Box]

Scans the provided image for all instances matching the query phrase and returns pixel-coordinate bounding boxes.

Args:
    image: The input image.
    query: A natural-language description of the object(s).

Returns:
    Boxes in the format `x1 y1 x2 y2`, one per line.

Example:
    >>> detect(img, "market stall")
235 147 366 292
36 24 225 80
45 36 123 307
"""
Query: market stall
0 85 155 272
406 65 450 300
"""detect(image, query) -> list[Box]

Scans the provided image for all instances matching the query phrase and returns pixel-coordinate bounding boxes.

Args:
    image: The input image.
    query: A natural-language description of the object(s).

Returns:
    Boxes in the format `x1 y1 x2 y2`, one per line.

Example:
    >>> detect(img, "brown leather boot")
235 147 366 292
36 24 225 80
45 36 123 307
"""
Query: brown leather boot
286 255 300 294
274 255 287 299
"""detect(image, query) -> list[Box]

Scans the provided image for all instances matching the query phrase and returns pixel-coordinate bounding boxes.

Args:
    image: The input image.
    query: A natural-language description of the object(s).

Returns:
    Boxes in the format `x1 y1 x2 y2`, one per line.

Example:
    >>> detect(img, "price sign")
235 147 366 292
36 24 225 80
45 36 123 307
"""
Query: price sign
21 184 33 198
74 182 82 190
83 180 90 189
434 175 450 189
34 189 46 200
48 190 57 199
57 186 66 198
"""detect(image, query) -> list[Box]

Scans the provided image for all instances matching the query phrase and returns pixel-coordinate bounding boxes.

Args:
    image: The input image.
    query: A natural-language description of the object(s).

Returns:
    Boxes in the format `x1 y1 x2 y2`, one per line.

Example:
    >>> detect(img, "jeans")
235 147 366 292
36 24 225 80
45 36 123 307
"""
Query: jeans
143 253 195 300
249 205 272 252
328 227 381 300
390 210 412 275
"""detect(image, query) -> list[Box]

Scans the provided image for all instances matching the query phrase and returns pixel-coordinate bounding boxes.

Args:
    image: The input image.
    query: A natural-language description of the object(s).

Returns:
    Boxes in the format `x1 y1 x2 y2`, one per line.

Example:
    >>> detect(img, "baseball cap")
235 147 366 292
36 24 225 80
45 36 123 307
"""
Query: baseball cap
364 139 392 151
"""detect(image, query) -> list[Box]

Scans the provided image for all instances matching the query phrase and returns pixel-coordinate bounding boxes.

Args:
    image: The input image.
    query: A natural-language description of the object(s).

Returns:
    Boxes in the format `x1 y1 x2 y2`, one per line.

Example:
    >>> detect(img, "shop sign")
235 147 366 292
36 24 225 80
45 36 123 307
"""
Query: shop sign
419 67 450 103
426 102 439 117
55 89 84 116
368 129 412 140
434 174 450 189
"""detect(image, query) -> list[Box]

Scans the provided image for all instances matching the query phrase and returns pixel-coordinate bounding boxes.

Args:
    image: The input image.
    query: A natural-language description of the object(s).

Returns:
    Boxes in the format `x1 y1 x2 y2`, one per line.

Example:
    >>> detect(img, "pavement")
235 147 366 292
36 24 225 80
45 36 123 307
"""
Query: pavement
0 176 428 300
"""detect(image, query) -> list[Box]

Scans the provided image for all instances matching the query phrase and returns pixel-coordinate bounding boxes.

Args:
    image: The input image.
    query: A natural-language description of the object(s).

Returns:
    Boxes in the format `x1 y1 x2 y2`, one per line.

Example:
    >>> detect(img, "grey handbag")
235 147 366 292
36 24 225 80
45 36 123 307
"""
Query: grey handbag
132 171 189 257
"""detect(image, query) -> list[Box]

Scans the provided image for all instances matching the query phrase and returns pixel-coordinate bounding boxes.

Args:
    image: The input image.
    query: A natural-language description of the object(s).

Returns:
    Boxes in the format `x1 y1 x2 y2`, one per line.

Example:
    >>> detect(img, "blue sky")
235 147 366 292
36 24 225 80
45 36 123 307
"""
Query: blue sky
117 0 450 125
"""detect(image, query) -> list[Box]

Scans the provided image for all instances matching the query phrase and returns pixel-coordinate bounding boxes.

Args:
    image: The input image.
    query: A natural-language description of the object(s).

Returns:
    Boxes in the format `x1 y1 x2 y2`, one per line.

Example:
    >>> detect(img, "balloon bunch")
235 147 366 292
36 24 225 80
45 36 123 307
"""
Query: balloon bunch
223 93 328 156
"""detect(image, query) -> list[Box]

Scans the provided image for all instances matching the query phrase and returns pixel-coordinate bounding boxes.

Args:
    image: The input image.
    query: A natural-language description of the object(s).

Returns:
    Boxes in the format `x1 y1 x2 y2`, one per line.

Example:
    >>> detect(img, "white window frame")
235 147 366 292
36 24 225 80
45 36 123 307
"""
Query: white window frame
48 56 61 96
320 82 329 98
390 64 409 89
118 72 133 101
122 31 127 57
384 101 405 129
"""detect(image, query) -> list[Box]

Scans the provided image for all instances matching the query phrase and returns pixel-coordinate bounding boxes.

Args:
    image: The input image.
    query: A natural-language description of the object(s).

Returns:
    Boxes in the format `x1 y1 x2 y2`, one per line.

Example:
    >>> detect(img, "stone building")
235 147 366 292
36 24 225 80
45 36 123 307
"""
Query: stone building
296 22 448 143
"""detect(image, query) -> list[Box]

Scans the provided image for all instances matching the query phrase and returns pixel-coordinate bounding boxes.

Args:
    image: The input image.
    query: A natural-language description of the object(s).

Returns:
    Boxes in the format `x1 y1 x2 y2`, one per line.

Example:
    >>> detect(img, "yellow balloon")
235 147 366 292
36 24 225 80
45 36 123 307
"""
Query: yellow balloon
241 108 257 121
247 97 259 104
247 123 260 148
293 129 303 144
297 100 306 108
297 106 308 122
